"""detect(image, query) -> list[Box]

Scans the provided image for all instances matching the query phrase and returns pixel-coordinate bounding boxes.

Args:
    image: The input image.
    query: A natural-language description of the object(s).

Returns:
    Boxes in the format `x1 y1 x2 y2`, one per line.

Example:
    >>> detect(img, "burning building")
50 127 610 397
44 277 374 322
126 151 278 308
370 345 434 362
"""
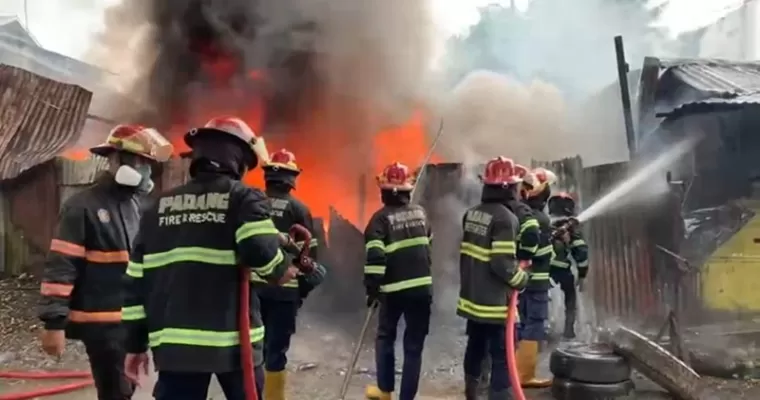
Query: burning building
81 0 442 229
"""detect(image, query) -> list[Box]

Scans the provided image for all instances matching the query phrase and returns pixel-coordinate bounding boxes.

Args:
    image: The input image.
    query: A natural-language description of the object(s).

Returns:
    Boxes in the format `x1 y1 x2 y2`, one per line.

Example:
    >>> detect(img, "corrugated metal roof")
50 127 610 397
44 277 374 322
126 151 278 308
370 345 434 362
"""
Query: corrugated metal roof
668 61 760 95
0 64 93 181
654 59 760 118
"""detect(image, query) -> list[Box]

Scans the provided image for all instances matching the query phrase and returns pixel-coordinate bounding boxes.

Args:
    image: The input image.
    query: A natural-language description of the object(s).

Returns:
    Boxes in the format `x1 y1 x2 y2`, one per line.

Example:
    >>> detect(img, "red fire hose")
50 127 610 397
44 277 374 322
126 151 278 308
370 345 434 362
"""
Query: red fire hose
239 224 314 400
506 262 528 400
0 371 93 400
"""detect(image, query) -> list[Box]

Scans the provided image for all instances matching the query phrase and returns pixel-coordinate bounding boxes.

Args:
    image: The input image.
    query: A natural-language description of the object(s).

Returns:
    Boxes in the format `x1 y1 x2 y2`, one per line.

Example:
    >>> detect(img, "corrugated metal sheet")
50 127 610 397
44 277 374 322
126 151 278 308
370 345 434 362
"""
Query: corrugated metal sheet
656 60 760 118
582 163 660 322
0 65 92 181
57 157 109 185
668 61 760 95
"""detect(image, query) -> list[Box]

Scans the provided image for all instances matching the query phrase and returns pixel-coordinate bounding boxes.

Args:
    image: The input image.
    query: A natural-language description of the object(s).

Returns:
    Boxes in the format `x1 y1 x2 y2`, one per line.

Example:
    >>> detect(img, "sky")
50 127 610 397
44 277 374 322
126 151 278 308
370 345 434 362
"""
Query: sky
0 0 748 60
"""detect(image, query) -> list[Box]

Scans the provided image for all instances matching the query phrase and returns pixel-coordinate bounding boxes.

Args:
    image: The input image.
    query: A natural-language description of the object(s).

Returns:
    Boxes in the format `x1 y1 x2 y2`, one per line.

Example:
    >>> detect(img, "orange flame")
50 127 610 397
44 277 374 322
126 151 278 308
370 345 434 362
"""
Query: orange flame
62 62 439 229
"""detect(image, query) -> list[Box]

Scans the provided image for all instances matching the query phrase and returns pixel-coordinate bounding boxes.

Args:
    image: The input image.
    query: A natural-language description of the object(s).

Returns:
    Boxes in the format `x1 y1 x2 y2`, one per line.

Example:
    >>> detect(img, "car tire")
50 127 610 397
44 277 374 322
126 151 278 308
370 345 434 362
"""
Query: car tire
551 377 635 400
550 342 631 384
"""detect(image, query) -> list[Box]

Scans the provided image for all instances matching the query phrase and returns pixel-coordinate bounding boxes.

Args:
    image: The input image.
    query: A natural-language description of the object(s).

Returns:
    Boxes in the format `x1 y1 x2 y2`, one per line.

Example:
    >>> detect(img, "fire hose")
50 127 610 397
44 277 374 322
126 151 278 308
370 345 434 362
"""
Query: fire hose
506 262 529 400
239 223 316 400
0 225 314 400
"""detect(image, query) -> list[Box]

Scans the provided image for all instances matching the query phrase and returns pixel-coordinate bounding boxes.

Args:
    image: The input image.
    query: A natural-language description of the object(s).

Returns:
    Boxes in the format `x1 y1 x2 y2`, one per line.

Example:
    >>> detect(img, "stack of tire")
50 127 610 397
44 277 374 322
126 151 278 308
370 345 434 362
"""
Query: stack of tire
550 342 634 399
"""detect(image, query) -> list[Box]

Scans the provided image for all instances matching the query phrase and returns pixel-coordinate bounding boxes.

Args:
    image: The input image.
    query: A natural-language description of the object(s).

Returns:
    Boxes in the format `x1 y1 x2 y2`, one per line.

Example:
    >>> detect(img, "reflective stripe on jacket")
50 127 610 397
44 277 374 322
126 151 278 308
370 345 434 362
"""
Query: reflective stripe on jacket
38 174 142 338
252 190 322 301
457 203 528 324
122 173 292 373
364 204 433 296
526 205 553 290
507 200 540 262
550 215 590 278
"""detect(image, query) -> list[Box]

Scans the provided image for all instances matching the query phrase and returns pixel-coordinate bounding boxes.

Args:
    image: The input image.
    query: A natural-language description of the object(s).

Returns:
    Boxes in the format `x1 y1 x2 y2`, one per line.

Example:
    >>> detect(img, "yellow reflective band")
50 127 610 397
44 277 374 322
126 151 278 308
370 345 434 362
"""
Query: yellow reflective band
571 239 586 248
509 269 528 287
491 240 517 255
380 276 432 293
235 219 279 243
461 242 490 262
143 247 236 269
519 219 539 234
126 261 143 278
520 244 538 254
385 236 430 253
364 265 386 275
551 259 570 268
121 305 146 321
149 327 265 348
578 261 589 267
365 240 385 251
530 272 550 281
295 239 318 248
535 245 554 257
457 298 519 322
253 249 284 277
250 272 298 288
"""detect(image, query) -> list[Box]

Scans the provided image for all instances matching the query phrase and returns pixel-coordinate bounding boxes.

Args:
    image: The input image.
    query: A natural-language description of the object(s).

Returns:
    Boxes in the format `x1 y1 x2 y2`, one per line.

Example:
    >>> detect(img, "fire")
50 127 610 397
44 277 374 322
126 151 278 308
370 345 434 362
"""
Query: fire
167 109 438 229
61 65 439 230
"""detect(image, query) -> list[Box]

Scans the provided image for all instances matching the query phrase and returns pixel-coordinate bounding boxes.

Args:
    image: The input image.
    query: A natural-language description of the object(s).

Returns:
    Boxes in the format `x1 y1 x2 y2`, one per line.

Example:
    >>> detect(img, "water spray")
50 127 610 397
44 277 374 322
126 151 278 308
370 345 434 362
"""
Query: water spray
576 135 702 224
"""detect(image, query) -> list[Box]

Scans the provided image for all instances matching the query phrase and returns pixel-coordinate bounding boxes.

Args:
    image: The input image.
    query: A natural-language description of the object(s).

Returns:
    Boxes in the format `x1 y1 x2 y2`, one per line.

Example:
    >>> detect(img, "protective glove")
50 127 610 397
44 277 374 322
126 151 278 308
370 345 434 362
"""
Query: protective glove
366 287 381 308
576 278 585 292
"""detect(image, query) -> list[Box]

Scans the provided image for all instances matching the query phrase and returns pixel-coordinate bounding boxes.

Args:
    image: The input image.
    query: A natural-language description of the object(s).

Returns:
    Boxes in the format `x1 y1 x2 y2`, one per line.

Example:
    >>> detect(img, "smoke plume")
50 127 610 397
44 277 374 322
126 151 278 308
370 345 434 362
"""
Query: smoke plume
439 70 568 165
85 0 436 147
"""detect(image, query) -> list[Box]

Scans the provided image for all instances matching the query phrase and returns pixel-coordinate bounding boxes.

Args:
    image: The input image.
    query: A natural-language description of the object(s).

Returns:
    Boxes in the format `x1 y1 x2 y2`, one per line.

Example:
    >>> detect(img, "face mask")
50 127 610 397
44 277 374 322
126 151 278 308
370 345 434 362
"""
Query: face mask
114 164 153 192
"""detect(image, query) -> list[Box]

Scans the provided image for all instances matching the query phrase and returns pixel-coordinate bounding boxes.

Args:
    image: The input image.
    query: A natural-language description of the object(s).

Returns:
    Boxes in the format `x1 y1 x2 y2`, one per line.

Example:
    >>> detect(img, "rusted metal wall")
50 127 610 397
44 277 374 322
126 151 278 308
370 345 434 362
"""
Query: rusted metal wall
582 162 662 323
0 161 58 276
0 65 92 181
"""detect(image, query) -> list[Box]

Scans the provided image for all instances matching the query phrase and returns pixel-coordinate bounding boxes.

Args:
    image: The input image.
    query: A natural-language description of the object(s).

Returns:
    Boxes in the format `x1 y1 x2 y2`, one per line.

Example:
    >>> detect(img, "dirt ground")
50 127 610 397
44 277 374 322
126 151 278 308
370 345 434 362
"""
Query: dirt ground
3 276 760 399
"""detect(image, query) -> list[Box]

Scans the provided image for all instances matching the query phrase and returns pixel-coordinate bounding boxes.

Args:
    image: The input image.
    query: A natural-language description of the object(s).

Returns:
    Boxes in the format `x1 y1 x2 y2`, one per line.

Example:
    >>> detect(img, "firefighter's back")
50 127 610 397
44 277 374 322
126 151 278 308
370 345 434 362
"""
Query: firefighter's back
137 173 265 373
458 202 519 323
372 203 432 297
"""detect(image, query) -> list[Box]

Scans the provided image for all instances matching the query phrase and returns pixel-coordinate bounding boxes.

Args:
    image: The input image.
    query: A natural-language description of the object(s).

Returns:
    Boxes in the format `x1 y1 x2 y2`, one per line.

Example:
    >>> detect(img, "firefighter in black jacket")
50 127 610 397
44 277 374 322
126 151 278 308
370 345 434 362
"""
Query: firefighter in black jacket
38 124 172 400
459 156 529 400
364 162 433 400
548 192 589 339
513 165 557 388
121 117 310 400
256 148 323 400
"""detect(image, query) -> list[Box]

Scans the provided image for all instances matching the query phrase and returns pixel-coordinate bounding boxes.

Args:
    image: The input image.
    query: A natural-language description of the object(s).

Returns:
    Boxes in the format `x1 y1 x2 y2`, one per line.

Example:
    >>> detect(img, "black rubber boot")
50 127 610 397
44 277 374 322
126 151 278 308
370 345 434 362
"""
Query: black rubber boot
488 388 513 400
563 312 576 339
465 375 479 400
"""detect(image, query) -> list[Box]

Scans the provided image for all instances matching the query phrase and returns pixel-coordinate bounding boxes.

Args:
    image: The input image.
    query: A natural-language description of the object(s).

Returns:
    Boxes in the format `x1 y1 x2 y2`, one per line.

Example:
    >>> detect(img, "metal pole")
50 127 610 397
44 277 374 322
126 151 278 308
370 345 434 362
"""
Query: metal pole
614 35 636 158
24 0 29 30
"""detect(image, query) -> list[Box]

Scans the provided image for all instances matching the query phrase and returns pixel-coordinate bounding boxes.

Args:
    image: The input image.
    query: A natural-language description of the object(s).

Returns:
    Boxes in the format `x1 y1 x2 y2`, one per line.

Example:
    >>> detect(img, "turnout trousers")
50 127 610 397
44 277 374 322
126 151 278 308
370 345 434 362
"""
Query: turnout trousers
374 293 432 400
152 367 264 400
550 267 577 338
82 333 135 400
463 320 512 396
517 289 549 341
259 296 299 372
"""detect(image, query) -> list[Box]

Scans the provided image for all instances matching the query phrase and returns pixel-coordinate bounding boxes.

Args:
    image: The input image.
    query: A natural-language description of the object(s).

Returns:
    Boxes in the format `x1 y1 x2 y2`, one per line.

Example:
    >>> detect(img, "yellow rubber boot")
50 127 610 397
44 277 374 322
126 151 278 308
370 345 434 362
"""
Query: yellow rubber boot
264 370 287 400
518 340 552 388
365 385 392 400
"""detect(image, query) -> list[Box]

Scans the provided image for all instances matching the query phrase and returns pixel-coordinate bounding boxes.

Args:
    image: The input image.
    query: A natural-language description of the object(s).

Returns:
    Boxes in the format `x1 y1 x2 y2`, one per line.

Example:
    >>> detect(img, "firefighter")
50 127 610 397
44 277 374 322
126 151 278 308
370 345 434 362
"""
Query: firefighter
513 165 557 388
121 116 316 400
548 192 589 339
38 124 172 400
459 156 530 400
364 162 433 400
256 148 324 400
